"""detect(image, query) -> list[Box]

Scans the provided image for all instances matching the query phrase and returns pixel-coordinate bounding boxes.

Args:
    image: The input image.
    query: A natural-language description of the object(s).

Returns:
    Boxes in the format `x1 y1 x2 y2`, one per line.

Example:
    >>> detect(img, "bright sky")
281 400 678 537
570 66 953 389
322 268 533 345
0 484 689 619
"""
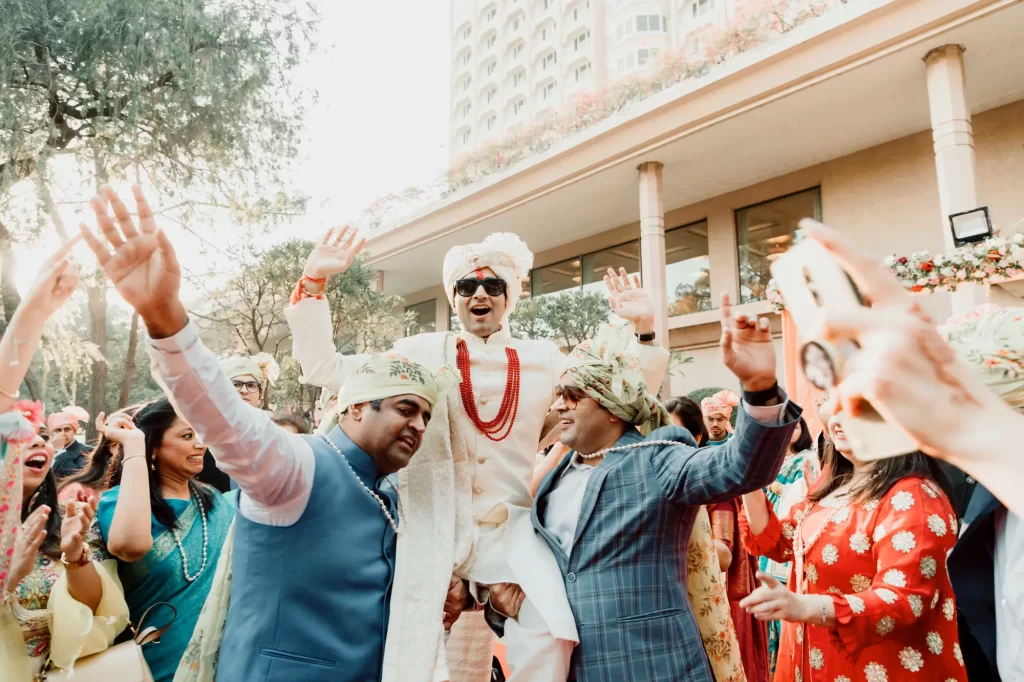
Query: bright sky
12 0 451 303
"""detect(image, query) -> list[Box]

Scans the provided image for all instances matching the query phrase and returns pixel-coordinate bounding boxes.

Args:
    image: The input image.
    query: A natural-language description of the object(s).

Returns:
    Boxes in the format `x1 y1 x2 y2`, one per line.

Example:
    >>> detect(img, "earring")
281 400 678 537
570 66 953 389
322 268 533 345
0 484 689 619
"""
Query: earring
150 460 156 471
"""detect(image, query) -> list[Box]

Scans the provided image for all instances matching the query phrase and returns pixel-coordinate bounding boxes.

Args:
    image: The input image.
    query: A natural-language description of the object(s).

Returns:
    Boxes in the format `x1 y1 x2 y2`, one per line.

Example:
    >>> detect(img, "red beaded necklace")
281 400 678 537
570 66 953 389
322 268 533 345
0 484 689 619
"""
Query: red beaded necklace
456 338 521 442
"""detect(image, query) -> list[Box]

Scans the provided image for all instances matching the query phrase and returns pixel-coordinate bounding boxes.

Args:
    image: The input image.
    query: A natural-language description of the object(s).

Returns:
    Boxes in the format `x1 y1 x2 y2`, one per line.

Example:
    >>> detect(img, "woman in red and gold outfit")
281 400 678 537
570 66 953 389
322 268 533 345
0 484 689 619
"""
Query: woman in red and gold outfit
738 412 967 682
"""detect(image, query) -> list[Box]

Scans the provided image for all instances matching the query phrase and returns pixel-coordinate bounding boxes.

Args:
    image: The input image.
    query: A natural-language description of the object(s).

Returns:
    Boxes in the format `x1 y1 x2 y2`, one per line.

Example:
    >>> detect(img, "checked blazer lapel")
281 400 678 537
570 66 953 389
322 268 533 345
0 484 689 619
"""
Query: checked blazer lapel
570 429 643 552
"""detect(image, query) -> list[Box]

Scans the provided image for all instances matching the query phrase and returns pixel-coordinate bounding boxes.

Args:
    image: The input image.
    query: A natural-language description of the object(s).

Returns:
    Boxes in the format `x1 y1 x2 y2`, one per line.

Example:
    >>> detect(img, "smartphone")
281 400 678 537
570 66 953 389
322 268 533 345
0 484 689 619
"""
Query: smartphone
770 240 917 461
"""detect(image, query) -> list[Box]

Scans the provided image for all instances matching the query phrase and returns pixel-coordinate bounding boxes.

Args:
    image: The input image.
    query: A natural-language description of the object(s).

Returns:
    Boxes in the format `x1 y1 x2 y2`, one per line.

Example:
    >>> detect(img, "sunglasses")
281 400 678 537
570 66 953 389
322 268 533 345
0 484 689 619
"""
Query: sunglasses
232 380 261 394
555 385 587 410
455 278 506 298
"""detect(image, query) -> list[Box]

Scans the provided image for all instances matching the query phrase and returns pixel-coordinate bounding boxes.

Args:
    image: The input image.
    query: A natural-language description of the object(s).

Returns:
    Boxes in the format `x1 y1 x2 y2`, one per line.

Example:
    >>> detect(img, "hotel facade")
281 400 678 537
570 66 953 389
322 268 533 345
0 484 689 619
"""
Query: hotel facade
371 0 1024 396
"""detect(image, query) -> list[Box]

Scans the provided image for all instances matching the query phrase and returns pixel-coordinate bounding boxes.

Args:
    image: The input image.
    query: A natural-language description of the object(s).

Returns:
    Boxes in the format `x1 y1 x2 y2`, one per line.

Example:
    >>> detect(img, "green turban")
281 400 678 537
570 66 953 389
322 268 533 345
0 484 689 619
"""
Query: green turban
563 324 668 435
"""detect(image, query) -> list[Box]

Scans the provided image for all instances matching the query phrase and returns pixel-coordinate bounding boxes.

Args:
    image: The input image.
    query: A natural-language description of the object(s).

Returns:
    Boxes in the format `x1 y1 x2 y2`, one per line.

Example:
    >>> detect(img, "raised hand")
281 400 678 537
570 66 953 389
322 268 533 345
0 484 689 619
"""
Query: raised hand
303 226 367 280
60 499 97 563
100 413 144 447
604 267 655 334
21 235 82 319
719 292 777 391
80 185 187 338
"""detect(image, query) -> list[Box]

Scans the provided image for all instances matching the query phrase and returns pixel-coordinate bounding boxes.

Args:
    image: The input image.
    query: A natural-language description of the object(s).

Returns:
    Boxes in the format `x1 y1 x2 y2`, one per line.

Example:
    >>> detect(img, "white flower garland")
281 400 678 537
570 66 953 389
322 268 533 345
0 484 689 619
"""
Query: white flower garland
767 232 1024 312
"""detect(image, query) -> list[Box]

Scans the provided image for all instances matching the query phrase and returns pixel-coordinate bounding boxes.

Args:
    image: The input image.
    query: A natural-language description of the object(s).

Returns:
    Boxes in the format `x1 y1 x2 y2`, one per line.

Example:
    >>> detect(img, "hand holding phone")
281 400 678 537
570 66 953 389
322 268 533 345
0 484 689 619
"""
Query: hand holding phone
770 239 917 461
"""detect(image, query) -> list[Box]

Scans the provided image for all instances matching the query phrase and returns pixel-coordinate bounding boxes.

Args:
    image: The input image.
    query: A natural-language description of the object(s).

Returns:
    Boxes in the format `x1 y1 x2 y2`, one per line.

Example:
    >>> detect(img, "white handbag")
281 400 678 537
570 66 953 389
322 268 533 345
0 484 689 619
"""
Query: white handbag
39 602 176 682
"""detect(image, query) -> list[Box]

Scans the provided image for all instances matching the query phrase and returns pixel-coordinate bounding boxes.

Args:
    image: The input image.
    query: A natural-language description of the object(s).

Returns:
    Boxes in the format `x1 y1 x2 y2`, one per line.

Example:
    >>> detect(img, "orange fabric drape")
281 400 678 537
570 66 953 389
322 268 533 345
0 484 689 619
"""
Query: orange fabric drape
781 310 824 439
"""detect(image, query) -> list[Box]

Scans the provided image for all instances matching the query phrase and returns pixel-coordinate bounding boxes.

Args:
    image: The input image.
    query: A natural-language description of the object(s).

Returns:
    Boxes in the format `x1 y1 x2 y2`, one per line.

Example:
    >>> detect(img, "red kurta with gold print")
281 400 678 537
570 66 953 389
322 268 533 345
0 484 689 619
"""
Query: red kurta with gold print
739 476 967 682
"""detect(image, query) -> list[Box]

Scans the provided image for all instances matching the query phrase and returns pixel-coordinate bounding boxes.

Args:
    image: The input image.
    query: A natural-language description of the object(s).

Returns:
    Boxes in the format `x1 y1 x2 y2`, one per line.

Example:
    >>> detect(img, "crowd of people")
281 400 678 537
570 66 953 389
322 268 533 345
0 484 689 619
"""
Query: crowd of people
0 184 1020 682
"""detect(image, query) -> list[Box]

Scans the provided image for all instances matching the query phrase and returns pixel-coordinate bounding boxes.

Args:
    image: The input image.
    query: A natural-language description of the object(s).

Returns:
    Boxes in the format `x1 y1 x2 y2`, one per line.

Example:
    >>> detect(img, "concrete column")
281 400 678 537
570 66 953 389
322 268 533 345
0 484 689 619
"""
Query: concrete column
924 44 985 311
706 205 740 308
638 162 669 353
372 271 385 291
434 294 451 333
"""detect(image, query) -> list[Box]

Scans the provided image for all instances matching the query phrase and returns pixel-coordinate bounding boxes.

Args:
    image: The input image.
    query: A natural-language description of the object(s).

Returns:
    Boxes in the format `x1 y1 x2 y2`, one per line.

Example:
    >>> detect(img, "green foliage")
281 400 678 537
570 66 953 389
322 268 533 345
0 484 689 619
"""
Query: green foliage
686 386 738 428
0 0 317 211
192 239 406 414
508 289 611 348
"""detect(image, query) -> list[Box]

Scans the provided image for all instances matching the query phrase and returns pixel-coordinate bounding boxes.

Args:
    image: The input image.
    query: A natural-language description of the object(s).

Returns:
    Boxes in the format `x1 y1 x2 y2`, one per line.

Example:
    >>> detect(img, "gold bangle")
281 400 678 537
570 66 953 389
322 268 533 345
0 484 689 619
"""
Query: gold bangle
121 454 146 464
0 386 18 400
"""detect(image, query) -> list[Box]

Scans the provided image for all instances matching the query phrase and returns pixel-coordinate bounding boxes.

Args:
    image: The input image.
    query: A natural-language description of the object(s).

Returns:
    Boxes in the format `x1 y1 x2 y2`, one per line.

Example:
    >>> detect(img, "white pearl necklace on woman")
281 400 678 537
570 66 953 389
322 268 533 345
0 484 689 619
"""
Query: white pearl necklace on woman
170 492 209 583
319 435 402 535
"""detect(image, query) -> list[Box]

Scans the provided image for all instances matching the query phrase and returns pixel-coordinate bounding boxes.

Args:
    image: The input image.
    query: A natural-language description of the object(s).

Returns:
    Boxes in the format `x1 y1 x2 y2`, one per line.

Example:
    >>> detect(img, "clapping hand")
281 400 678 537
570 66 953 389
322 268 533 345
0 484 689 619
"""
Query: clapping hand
720 292 777 391
6 505 50 592
303 226 367 281
60 499 97 564
605 268 655 334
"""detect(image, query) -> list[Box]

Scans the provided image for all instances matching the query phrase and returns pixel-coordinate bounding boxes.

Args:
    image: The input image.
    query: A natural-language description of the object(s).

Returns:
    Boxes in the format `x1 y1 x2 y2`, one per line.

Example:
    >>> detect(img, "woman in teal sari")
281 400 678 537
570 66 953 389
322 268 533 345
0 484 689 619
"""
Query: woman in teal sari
96 398 233 682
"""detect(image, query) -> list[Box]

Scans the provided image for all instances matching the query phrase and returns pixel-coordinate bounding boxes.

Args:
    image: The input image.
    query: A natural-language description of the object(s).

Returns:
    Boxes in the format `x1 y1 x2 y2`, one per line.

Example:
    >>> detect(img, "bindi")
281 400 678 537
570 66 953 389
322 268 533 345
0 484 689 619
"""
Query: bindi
475 269 485 280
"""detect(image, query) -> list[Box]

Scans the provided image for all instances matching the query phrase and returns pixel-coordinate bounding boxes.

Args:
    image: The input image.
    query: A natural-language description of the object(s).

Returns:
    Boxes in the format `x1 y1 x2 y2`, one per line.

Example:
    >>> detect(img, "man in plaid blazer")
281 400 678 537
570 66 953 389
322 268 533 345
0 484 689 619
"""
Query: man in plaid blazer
525 296 800 682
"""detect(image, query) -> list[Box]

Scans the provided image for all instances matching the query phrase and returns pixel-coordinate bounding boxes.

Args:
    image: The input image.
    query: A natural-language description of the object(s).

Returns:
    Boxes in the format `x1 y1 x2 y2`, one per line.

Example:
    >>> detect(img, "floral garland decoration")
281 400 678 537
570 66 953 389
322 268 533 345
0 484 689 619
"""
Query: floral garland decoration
766 232 1024 311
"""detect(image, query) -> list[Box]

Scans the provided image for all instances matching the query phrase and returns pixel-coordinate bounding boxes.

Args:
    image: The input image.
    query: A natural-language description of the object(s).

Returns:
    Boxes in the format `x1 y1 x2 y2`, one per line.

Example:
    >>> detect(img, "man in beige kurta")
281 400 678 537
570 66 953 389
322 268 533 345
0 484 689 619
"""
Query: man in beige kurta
286 229 668 682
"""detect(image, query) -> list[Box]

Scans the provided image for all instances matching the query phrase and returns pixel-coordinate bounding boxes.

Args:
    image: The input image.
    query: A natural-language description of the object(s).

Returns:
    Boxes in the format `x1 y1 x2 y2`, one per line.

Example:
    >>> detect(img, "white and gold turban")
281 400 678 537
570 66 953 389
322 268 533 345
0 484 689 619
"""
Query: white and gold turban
336 352 461 413
941 304 1024 409
219 353 280 391
442 232 534 320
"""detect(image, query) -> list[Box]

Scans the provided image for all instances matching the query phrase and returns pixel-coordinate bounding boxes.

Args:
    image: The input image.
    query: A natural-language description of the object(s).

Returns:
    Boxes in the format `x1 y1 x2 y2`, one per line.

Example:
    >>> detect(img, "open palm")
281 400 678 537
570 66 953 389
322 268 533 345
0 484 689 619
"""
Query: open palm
604 267 655 329
80 186 181 316
719 292 777 391
304 226 367 279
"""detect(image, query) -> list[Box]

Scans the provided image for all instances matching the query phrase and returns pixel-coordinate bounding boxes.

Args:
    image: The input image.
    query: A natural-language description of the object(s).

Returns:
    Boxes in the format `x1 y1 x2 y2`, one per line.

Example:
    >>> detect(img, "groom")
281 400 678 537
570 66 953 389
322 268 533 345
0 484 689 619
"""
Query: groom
79 185 465 681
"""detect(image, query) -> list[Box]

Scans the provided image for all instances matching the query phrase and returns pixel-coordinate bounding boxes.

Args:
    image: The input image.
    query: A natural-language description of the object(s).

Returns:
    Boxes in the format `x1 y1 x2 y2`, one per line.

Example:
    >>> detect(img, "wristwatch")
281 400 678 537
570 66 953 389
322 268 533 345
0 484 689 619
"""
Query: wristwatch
61 551 91 570
743 382 780 406
635 331 656 343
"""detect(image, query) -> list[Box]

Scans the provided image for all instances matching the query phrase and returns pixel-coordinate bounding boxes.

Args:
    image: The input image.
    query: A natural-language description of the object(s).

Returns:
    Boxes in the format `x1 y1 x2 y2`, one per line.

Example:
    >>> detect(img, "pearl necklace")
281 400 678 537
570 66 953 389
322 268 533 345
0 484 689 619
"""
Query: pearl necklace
575 439 684 460
170 493 208 583
319 435 402 535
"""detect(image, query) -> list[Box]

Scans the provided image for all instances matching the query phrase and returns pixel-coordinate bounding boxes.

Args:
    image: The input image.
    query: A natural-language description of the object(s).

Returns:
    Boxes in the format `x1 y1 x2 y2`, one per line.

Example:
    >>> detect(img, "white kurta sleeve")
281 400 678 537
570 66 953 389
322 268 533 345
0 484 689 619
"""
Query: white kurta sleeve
147 321 315 524
285 297 369 389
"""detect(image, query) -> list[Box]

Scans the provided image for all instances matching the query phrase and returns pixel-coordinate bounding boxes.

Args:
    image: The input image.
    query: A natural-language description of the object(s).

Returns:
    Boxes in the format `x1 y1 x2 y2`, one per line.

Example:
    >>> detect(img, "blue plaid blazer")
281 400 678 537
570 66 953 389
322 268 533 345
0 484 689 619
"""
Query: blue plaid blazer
532 401 801 682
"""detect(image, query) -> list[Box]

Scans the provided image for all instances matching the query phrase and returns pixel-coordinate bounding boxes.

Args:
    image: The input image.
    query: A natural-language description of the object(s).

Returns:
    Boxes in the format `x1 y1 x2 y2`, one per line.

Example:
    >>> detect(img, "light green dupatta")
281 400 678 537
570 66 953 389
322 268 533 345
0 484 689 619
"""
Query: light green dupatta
172 518 235 682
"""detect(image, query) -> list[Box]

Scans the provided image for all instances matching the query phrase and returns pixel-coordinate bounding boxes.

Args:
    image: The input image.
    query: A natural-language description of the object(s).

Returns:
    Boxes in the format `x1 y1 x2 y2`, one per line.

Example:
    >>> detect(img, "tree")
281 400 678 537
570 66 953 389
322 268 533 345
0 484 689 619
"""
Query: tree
192 240 408 414
508 289 611 348
671 267 713 315
0 0 316 422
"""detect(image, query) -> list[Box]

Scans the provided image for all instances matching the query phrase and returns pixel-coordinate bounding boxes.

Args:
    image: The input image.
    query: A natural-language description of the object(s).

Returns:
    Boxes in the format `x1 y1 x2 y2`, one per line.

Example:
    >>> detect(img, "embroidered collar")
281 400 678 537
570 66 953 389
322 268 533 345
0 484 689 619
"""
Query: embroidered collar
459 324 512 348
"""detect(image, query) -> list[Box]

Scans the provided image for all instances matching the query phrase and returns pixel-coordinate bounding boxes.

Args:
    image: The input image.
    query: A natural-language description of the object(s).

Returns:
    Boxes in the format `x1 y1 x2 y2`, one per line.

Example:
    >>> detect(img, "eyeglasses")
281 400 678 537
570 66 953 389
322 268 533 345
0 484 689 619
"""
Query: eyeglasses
455 278 506 298
232 380 261 394
554 385 586 410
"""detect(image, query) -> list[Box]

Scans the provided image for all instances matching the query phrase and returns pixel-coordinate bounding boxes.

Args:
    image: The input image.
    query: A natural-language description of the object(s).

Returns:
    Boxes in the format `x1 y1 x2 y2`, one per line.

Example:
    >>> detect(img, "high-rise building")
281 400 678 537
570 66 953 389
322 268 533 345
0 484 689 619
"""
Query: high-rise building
449 0 740 156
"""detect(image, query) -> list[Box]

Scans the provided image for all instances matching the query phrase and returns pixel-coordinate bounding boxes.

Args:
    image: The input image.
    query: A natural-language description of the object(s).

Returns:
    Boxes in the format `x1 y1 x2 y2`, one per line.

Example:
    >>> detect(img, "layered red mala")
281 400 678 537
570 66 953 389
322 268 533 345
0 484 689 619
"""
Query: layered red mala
456 339 520 442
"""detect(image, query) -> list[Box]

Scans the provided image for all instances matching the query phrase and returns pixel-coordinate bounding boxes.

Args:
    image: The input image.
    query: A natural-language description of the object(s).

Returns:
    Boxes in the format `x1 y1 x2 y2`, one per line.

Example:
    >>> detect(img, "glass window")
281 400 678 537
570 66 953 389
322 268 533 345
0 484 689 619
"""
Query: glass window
736 187 822 304
581 241 640 296
531 258 581 298
405 300 436 336
666 220 711 315
636 15 648 30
